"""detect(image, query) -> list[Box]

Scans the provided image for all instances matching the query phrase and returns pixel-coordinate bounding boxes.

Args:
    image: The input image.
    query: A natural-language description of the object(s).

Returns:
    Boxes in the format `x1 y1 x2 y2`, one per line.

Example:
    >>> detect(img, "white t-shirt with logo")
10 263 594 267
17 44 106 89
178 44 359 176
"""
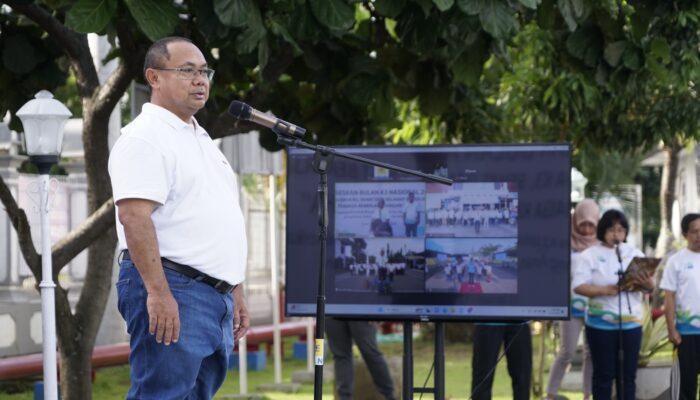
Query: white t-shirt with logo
659 248 700 335
572 242 645 330
109 103 247 285
403 201 419 224
570 251 588 318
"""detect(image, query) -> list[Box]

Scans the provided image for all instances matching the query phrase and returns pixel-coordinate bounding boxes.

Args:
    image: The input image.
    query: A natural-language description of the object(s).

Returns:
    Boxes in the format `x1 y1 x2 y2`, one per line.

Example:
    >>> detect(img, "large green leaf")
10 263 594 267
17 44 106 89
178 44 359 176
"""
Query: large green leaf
236 26 267 55
479 1 517 40
309 0 355 31
373 0 407 18
457 0 487 15
646 56 669 82
566 27 602 67
451 34 488 86
418 84 450 116
268 16 303 55
214 0 255 28
432 0 454 12
395 8 439 53
343 73 382 106
369 83 397 124
603 41 627 67
124 0 179 41
65 0 116 33
288 3 322 41
452 52 483 86
190 1 228 39
557 0 585 31
2 35 40 74
622 47 643 71
649 38 671 65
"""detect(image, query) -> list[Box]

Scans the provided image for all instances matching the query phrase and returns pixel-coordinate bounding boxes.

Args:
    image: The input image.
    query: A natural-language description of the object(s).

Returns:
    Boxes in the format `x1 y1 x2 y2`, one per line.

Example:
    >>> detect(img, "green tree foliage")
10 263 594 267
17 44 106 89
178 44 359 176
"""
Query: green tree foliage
0 0 544 150
0 9 68 131
3 1 698 151
497 1 700 151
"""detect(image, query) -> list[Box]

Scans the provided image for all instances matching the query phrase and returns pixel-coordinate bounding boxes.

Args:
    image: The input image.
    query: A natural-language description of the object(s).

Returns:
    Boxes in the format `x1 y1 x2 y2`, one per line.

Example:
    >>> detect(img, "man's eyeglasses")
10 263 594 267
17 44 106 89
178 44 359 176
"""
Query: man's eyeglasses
153 67 215 81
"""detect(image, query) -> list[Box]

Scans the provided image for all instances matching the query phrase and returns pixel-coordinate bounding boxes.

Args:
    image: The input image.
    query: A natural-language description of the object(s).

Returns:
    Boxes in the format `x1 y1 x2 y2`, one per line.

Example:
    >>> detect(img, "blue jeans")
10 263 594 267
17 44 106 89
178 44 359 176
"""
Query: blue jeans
116 259 234 399
585 326 642 400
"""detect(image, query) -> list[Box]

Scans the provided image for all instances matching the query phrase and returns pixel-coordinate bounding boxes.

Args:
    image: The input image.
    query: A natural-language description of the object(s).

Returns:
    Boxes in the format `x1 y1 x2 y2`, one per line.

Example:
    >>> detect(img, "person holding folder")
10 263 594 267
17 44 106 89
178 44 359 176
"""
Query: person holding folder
573 209 654 400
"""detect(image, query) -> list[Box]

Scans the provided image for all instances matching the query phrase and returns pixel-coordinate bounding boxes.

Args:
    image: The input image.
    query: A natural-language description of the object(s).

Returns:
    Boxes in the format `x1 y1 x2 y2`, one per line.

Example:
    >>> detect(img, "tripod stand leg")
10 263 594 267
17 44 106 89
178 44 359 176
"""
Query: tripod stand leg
434 322 445 400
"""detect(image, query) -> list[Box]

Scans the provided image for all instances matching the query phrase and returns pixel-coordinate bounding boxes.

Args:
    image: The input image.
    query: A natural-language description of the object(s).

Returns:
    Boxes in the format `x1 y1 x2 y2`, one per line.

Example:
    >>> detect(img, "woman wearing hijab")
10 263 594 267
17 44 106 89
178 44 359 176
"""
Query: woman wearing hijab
573 209 654 400
545 199 599 400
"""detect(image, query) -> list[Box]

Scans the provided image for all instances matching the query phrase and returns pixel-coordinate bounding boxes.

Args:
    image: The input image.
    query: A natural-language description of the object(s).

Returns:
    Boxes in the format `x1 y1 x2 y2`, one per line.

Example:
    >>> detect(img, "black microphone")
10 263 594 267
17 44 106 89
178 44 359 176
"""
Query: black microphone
228 101 306 139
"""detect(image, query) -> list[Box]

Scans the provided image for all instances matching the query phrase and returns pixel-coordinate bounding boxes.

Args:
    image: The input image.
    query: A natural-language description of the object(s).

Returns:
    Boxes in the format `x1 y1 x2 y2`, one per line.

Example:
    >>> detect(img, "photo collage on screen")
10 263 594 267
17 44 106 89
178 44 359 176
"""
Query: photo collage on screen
333 181 519 295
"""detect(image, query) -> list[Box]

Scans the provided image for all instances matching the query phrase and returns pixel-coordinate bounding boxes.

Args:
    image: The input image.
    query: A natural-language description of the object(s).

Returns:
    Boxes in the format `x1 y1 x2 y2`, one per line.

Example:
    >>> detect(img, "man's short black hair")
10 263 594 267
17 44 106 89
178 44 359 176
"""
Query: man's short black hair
596 209 629 242
681 213 700 236
143 36 193 80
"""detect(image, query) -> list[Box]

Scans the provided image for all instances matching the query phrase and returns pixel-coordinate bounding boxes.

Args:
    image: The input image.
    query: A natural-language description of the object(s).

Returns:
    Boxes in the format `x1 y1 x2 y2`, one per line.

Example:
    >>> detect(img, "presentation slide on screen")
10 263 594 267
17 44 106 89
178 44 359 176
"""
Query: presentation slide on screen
425 182 518 238
335 182 426 238
424 238 518 294
333 181 520 296
285 145 572 321
334 238 426 294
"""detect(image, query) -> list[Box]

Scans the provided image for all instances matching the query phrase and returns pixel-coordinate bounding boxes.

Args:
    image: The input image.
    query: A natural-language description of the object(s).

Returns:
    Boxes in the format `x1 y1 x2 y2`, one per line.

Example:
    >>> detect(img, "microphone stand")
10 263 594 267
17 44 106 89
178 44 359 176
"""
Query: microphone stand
276 133 452 400
614 243 629 400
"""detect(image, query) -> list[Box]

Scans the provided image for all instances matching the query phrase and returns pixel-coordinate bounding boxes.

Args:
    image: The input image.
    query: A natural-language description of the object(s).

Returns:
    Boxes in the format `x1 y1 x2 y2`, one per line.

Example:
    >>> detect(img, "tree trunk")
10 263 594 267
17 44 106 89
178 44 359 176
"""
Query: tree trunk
654 139 681 259
55 106 118 400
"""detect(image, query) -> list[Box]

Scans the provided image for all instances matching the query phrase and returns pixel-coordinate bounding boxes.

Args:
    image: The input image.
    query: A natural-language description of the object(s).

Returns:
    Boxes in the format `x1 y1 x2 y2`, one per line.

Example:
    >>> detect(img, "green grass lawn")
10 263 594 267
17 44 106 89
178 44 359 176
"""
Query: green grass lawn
5 326 670 400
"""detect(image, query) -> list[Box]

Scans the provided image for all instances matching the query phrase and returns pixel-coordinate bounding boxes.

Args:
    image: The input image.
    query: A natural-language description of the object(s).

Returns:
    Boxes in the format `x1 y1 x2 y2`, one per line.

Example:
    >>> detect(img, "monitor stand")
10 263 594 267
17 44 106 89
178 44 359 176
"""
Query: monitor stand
403 321 445 400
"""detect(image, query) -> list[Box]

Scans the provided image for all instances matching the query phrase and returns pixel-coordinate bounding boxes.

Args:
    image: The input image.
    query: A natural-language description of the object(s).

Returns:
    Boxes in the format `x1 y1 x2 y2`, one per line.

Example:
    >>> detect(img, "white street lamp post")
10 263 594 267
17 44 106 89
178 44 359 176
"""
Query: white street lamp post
16 90 72 400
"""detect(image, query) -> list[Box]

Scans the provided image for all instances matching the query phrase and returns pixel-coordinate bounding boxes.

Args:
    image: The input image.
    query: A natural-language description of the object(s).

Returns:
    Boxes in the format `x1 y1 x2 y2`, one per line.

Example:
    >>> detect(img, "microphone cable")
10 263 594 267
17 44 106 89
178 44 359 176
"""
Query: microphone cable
418 361 435 400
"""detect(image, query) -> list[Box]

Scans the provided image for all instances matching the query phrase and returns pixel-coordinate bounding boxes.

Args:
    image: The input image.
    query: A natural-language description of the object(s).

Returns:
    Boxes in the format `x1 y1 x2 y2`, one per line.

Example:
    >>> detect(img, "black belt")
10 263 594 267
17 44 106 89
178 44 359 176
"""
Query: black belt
120 250 236 294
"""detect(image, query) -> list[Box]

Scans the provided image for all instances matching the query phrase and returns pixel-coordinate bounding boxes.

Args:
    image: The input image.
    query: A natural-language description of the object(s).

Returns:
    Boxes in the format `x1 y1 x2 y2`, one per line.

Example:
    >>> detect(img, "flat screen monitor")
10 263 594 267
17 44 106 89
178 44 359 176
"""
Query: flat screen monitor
285 144 571 321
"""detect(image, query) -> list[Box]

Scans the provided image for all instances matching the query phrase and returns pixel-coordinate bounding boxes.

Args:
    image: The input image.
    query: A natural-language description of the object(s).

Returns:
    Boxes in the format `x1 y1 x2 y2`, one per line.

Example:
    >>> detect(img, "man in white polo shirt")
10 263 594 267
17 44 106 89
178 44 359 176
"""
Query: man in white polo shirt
660 213 700 400
402 191 420 236
108 36 248 399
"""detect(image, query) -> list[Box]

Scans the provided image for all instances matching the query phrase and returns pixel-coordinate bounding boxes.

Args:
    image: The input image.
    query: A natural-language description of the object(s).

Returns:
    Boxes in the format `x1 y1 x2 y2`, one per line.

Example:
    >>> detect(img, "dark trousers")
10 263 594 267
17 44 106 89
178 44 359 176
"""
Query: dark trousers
325 318 395 400
404 222 418 237
677 334 700 400
585 326 642 400
471 324 532 400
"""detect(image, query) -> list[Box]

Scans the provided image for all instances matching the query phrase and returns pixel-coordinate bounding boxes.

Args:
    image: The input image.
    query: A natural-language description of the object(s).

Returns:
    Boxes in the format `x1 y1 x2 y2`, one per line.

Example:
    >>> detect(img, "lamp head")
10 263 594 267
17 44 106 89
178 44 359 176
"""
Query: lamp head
16 90 72 158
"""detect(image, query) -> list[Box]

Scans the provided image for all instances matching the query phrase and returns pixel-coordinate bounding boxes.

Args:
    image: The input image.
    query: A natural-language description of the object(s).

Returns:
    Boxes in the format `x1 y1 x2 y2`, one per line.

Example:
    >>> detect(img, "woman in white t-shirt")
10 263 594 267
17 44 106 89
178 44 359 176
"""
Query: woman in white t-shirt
545 199 599 400
573 209 654 400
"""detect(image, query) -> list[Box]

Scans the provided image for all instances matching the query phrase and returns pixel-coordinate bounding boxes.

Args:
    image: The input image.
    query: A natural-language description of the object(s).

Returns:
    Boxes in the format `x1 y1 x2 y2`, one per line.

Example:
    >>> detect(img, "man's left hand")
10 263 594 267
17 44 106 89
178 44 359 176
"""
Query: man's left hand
233 285 250 342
